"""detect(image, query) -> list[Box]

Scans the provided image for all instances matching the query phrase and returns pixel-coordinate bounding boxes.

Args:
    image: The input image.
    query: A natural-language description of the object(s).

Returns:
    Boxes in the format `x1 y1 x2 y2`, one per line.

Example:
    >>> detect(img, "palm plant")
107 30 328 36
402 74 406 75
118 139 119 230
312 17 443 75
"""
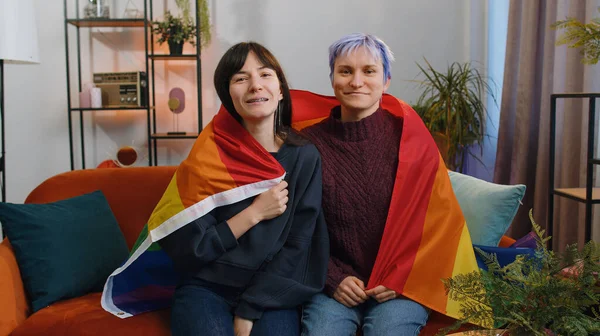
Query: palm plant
414 59 496 172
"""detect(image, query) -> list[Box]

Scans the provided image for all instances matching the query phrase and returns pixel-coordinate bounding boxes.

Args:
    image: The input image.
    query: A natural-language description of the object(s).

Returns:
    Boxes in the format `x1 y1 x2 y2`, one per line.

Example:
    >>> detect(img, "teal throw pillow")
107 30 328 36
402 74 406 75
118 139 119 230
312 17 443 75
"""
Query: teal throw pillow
0 190 129 312
448 171 526 246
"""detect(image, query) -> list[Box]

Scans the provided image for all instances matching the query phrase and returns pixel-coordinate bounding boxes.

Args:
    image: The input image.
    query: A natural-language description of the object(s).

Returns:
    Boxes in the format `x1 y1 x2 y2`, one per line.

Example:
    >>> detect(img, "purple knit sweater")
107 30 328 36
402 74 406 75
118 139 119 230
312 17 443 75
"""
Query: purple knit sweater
303 106 403 296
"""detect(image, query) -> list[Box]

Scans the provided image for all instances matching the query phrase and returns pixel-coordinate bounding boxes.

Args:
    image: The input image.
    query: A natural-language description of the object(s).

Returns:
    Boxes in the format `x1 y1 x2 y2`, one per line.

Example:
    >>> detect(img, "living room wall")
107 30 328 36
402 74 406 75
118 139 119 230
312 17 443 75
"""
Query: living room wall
1 0 487 207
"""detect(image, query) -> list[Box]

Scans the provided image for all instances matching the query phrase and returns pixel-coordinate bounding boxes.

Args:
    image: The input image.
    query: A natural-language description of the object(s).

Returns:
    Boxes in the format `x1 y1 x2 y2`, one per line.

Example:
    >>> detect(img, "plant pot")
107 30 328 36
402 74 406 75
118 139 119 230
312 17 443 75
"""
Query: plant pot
432 132 450 166
168 40 184 55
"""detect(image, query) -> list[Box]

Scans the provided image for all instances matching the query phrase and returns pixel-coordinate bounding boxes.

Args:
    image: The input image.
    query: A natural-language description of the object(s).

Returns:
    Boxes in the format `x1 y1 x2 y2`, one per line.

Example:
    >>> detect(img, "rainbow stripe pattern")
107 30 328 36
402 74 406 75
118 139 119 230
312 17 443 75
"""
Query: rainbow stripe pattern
290 90 479 321
101 89 479 323
101 109 286 318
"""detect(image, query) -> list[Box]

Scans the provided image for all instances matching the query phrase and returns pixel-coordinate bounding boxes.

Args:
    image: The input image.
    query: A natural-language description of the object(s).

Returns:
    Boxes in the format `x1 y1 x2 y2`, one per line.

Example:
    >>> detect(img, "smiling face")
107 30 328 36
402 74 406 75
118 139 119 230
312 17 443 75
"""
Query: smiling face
229 51 283 126
332 46 390 122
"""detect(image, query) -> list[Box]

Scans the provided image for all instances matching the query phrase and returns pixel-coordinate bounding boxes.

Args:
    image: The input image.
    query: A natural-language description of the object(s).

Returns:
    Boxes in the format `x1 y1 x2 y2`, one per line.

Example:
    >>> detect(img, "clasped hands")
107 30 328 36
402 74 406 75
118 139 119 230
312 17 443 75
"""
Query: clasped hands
333 276 397 308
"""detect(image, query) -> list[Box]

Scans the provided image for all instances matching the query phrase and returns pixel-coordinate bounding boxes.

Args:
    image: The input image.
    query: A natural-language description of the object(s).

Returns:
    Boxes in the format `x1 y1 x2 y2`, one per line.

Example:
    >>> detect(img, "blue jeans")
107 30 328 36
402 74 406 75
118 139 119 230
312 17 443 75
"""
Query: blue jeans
171 283 300 336
301 293 429 336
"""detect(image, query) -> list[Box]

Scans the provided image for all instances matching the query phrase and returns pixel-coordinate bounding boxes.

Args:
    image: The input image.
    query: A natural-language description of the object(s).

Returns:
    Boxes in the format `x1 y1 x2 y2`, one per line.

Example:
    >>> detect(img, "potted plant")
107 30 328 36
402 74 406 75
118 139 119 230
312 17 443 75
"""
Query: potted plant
442 210 600 336
552 9 600 65
152 0 211 55
413 59 496 172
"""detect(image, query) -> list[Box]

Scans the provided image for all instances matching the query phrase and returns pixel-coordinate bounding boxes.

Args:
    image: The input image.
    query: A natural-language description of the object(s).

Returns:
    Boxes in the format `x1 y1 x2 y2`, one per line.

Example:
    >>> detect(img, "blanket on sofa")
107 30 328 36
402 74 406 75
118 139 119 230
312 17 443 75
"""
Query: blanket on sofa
101 90 479 323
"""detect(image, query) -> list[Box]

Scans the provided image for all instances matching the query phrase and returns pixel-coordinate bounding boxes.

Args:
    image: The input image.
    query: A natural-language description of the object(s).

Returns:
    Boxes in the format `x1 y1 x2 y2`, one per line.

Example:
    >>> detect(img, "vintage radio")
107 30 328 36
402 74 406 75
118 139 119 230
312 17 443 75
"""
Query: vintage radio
92 71 147 107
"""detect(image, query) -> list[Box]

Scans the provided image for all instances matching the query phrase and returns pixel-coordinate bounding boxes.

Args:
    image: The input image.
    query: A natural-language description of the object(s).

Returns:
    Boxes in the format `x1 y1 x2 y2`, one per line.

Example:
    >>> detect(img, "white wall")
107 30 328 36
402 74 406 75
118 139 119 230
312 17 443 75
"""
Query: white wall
3 0 486 204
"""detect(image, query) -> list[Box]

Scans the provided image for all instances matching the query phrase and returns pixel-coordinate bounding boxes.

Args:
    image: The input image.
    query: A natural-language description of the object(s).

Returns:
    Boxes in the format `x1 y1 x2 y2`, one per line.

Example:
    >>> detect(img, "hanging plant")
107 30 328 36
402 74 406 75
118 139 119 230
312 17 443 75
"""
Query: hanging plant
195 0 211 49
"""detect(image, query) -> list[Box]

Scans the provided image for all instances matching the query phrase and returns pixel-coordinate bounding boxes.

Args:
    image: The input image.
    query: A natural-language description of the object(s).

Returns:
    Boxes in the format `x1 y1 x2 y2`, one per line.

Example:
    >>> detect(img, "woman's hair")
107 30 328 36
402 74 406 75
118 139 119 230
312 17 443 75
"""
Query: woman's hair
328 33 395 83
214 42 305 146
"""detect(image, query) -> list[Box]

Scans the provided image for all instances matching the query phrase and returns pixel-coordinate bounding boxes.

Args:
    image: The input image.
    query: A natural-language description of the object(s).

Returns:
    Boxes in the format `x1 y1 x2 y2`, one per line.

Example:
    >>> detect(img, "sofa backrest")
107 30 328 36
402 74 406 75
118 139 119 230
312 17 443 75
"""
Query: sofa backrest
25 166 177 249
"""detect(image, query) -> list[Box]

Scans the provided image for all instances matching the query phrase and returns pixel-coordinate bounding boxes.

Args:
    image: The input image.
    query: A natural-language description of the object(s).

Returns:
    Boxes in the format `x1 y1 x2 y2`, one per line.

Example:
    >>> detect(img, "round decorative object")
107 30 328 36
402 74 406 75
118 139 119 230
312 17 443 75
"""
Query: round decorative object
168 98 180 111
116 146 138 167
168 88 185 114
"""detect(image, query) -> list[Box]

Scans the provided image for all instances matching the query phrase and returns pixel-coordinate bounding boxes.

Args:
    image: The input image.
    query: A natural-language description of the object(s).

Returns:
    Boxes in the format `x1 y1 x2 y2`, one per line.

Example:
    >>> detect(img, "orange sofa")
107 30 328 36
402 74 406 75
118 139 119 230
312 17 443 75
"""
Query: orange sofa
0 167 515 336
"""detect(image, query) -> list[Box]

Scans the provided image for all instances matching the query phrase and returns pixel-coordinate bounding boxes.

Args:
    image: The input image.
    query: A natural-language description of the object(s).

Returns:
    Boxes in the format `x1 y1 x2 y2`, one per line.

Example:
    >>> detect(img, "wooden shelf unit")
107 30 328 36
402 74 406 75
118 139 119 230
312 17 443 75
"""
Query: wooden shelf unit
548 93 600 244
64 1 203 169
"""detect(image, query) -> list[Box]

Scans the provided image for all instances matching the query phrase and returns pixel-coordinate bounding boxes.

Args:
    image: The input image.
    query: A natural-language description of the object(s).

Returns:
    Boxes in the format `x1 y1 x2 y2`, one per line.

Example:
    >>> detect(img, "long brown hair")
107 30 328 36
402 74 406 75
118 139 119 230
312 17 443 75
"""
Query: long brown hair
213 42 306 146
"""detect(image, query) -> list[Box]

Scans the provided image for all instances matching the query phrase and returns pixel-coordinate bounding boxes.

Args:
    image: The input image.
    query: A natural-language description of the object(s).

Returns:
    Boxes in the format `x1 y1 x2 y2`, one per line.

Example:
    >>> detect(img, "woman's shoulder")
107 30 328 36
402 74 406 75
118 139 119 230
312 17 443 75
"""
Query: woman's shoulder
282 142 321 169
291 142 321 160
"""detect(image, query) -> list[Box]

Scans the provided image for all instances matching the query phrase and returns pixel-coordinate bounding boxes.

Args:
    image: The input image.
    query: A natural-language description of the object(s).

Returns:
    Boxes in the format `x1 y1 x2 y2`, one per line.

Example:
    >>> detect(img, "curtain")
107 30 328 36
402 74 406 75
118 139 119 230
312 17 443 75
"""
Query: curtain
494 0 600 250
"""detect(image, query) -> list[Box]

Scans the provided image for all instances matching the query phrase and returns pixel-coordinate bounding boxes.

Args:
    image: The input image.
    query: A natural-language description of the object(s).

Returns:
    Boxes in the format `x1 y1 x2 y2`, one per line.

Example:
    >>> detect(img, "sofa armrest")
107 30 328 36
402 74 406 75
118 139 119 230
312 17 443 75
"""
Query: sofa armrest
0 239 30 335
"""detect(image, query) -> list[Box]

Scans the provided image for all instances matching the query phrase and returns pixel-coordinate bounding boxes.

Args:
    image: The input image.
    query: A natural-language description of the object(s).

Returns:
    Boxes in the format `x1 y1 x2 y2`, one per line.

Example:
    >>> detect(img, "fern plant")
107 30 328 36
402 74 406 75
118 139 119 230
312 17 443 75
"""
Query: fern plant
414 59 496 172
442 210 600 336
552 9 600 65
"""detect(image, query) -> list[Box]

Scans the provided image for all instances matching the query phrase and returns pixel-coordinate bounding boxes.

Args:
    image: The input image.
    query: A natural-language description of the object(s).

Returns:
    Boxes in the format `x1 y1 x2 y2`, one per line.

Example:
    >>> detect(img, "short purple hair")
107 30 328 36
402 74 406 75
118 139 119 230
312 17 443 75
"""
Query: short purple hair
328 33 395 83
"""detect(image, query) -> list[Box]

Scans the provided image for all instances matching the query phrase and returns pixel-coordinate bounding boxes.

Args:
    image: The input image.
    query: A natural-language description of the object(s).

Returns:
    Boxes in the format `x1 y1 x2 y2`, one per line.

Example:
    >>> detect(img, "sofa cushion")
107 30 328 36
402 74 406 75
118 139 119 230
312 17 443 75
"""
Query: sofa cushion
473 244 537 271
448 171 526 246
0 190 129 313
24 166 177 249
11 293 170 336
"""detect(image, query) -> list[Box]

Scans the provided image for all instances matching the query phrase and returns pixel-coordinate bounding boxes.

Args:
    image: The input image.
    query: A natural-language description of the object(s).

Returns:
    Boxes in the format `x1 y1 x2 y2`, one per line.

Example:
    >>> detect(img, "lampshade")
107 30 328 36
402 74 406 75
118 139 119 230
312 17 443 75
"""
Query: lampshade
0 0 40 63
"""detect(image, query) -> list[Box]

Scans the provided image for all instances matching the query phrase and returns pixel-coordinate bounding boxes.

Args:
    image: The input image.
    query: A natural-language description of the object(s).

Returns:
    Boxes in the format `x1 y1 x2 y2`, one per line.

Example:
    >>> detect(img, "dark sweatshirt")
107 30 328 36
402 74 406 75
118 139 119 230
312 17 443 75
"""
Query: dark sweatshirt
158 142 329 320
302 106 403 296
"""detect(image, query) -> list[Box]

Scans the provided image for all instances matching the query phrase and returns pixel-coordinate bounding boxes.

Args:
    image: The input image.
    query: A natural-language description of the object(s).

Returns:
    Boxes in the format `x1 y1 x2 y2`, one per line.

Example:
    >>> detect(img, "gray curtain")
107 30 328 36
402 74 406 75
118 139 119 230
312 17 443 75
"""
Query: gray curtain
494 0 600 250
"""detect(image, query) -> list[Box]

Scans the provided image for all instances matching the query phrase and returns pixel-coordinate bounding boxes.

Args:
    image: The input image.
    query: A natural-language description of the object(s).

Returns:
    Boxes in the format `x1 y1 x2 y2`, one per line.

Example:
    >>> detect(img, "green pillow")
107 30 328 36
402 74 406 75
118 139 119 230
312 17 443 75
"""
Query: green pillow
449 171 526 246
0 190 129 312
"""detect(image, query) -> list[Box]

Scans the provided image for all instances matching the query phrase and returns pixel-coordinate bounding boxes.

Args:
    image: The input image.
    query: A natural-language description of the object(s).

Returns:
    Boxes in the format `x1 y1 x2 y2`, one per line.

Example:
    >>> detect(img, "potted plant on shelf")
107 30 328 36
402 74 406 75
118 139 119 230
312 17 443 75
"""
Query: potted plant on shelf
442 210 600 336
152 0 211 55
413 59 496 172
552 9 600 65
152 11 196 55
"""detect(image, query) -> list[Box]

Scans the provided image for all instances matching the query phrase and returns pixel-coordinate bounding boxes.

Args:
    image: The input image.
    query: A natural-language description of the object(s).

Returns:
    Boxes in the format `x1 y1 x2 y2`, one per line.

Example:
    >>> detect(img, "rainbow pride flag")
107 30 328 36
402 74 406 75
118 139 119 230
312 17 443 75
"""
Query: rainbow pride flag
101 108 286 318
102 89 479 322
290 90 480 321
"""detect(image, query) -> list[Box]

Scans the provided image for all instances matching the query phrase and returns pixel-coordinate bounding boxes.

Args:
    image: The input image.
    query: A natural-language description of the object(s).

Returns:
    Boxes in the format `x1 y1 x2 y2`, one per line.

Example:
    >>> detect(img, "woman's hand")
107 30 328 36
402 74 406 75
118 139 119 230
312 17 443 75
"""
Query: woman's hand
248 180 289 222
333 276 369 307
227 181 288 239
233 316 254 336
365 285 397 303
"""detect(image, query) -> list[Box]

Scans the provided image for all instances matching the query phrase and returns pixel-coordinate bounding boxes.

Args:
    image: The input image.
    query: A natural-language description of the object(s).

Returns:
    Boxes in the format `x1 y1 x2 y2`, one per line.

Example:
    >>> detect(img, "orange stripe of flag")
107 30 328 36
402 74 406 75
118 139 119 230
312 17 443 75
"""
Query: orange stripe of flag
370 130 437 290
403 153 466 312
177 121 238 208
